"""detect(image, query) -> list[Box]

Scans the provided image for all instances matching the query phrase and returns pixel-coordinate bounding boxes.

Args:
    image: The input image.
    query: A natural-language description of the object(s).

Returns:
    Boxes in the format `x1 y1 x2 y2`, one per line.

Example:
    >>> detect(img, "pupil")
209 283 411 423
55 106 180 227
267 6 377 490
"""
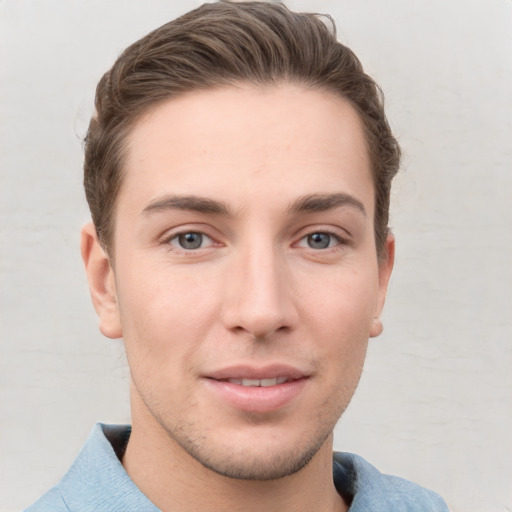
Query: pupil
179 232 202 249
308 233 330 249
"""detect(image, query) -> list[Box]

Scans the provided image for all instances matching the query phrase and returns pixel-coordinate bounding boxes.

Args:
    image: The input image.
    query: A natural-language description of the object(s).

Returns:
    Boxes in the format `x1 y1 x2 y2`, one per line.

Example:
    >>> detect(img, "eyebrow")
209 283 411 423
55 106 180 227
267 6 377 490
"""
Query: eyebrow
141 192 366 218
142 195 232 216
288 193 366 216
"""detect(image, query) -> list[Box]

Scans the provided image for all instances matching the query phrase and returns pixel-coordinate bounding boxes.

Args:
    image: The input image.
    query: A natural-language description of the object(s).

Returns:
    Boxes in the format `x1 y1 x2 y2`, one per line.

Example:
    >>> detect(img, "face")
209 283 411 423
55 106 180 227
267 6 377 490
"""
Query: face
83 83 393 480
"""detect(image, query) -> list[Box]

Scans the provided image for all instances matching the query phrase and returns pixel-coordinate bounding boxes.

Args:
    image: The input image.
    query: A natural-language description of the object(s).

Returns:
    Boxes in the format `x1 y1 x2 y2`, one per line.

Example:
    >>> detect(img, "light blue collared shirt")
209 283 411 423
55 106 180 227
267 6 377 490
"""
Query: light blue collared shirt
25 423 449 511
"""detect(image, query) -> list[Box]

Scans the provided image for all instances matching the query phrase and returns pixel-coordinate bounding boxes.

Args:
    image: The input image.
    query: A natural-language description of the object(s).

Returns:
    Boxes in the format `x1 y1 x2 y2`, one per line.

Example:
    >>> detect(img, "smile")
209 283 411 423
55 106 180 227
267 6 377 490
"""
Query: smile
202 365 310 413
225 377 289 387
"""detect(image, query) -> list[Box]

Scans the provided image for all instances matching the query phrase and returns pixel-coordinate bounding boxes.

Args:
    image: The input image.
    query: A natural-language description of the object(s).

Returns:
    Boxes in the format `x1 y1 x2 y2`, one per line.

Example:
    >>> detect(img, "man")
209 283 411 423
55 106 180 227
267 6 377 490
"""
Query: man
26 1 448 510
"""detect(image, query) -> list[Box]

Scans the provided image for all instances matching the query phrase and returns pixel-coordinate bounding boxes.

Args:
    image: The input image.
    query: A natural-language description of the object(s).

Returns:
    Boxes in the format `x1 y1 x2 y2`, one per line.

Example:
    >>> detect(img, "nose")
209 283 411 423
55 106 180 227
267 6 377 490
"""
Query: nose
221 242 298 340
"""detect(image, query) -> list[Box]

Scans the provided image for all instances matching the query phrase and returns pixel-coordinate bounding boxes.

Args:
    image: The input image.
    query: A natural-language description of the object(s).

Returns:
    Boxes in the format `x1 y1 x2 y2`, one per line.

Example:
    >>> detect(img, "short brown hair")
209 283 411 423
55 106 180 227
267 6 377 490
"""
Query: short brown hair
84 1 400 257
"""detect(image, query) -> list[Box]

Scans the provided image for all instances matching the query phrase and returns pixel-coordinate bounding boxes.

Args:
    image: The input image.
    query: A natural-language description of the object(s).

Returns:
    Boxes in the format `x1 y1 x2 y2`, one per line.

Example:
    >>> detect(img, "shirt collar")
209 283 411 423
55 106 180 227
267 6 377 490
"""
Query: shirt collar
59 423 159 512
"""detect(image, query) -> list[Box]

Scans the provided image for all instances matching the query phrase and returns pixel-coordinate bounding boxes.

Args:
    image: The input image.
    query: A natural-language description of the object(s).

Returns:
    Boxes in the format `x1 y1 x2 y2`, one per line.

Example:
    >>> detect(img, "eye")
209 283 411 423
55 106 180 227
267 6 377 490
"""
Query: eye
298 232 340 250
169 232 213 250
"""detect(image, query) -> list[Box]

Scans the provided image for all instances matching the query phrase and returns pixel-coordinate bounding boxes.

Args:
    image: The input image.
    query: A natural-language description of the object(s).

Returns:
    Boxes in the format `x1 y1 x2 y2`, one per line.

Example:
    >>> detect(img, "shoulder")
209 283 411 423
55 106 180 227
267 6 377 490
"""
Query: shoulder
333 452 450 511
24 424 159 512
24 487 69 512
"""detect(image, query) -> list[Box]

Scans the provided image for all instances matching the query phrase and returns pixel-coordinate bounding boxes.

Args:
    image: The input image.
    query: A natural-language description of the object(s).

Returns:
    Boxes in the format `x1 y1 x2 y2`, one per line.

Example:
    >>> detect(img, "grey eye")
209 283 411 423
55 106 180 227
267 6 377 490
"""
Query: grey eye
307 233 333 249
177 232 204 249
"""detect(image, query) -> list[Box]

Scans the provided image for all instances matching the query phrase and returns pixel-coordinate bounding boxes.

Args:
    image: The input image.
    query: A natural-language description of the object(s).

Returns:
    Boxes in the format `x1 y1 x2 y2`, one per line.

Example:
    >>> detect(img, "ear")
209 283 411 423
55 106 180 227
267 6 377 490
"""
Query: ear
370 234 395 338
80 222 122 339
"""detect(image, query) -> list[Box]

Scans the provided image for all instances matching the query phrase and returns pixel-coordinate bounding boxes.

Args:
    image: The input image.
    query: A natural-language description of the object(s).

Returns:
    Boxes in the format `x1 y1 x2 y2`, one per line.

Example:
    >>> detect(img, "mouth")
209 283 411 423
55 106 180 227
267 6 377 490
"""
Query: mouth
205 364 307 381
202 365 310 413
220 377 290 387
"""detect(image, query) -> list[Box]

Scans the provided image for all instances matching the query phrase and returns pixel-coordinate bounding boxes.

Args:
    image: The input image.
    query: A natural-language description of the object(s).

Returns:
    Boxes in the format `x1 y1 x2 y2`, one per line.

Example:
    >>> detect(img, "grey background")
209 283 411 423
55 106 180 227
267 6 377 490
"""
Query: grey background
1 1 511 510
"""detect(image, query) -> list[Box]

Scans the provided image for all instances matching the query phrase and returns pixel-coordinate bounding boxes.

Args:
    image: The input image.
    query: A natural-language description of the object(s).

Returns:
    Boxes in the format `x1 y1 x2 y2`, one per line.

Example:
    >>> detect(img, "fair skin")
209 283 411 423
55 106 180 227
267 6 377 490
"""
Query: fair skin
81 83 394 512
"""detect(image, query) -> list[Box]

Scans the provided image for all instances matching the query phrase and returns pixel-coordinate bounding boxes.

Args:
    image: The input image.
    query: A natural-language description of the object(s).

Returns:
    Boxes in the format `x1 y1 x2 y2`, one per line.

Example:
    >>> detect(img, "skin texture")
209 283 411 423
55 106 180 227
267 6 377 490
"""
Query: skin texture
81 83 394 512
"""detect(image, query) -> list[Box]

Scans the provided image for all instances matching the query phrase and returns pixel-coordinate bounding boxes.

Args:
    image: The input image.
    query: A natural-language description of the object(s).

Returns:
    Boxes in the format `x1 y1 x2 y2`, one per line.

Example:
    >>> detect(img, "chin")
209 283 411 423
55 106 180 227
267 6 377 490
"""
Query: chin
166 418 336 481
189 440 328 480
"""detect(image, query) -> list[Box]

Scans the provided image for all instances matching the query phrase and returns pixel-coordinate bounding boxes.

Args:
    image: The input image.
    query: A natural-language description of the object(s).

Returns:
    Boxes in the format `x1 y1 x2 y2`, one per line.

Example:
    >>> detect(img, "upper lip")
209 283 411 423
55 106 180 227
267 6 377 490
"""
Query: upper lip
204 364 309 381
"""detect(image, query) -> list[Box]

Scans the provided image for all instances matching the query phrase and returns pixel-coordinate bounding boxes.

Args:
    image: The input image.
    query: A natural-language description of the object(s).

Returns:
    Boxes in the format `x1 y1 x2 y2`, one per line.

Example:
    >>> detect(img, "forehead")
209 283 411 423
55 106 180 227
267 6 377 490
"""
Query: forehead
121 83 373 215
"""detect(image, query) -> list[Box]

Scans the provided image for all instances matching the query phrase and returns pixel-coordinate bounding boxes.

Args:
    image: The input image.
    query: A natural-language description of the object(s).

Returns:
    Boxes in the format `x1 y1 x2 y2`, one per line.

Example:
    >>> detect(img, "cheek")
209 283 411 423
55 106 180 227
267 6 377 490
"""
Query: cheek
298 266 377 375
300 265 379 333
115 264 219 371
313 312 370 375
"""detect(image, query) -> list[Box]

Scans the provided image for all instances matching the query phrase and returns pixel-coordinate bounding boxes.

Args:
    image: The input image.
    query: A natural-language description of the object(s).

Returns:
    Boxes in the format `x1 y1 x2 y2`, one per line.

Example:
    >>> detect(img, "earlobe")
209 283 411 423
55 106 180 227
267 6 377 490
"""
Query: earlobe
370 317 383 338
80 223 122 339
369 234 395 339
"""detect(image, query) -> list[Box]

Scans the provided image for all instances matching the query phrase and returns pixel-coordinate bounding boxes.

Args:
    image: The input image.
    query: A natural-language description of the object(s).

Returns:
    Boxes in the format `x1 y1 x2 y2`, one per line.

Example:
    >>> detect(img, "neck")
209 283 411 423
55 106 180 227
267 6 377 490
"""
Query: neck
122 402 347 512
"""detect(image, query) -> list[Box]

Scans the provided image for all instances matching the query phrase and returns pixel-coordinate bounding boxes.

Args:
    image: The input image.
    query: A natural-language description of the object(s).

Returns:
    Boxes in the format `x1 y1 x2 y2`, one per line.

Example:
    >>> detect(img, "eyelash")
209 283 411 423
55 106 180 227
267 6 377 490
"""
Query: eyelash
296 231 346 250
162 228 348 254
164 231 216 252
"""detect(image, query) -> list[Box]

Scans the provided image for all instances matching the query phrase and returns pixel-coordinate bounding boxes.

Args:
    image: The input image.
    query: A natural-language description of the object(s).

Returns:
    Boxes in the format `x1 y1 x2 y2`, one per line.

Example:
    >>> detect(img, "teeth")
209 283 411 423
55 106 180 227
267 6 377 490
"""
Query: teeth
242 378 261 387
226 377 288 387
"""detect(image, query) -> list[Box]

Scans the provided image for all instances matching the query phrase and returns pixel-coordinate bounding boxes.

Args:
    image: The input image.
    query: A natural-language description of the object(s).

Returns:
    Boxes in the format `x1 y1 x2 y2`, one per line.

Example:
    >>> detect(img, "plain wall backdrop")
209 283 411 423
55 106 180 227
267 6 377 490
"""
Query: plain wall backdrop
1 1 511 510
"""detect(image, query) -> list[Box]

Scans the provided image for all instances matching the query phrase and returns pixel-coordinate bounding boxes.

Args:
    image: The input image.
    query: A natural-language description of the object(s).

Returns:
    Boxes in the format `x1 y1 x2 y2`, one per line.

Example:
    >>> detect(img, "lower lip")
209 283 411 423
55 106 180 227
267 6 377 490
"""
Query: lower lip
203 378 309 413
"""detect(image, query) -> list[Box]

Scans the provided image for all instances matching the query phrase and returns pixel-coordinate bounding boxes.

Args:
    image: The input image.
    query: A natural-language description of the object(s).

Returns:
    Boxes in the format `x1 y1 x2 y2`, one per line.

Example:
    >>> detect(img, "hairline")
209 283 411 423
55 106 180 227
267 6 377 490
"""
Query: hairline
99 79 382 261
